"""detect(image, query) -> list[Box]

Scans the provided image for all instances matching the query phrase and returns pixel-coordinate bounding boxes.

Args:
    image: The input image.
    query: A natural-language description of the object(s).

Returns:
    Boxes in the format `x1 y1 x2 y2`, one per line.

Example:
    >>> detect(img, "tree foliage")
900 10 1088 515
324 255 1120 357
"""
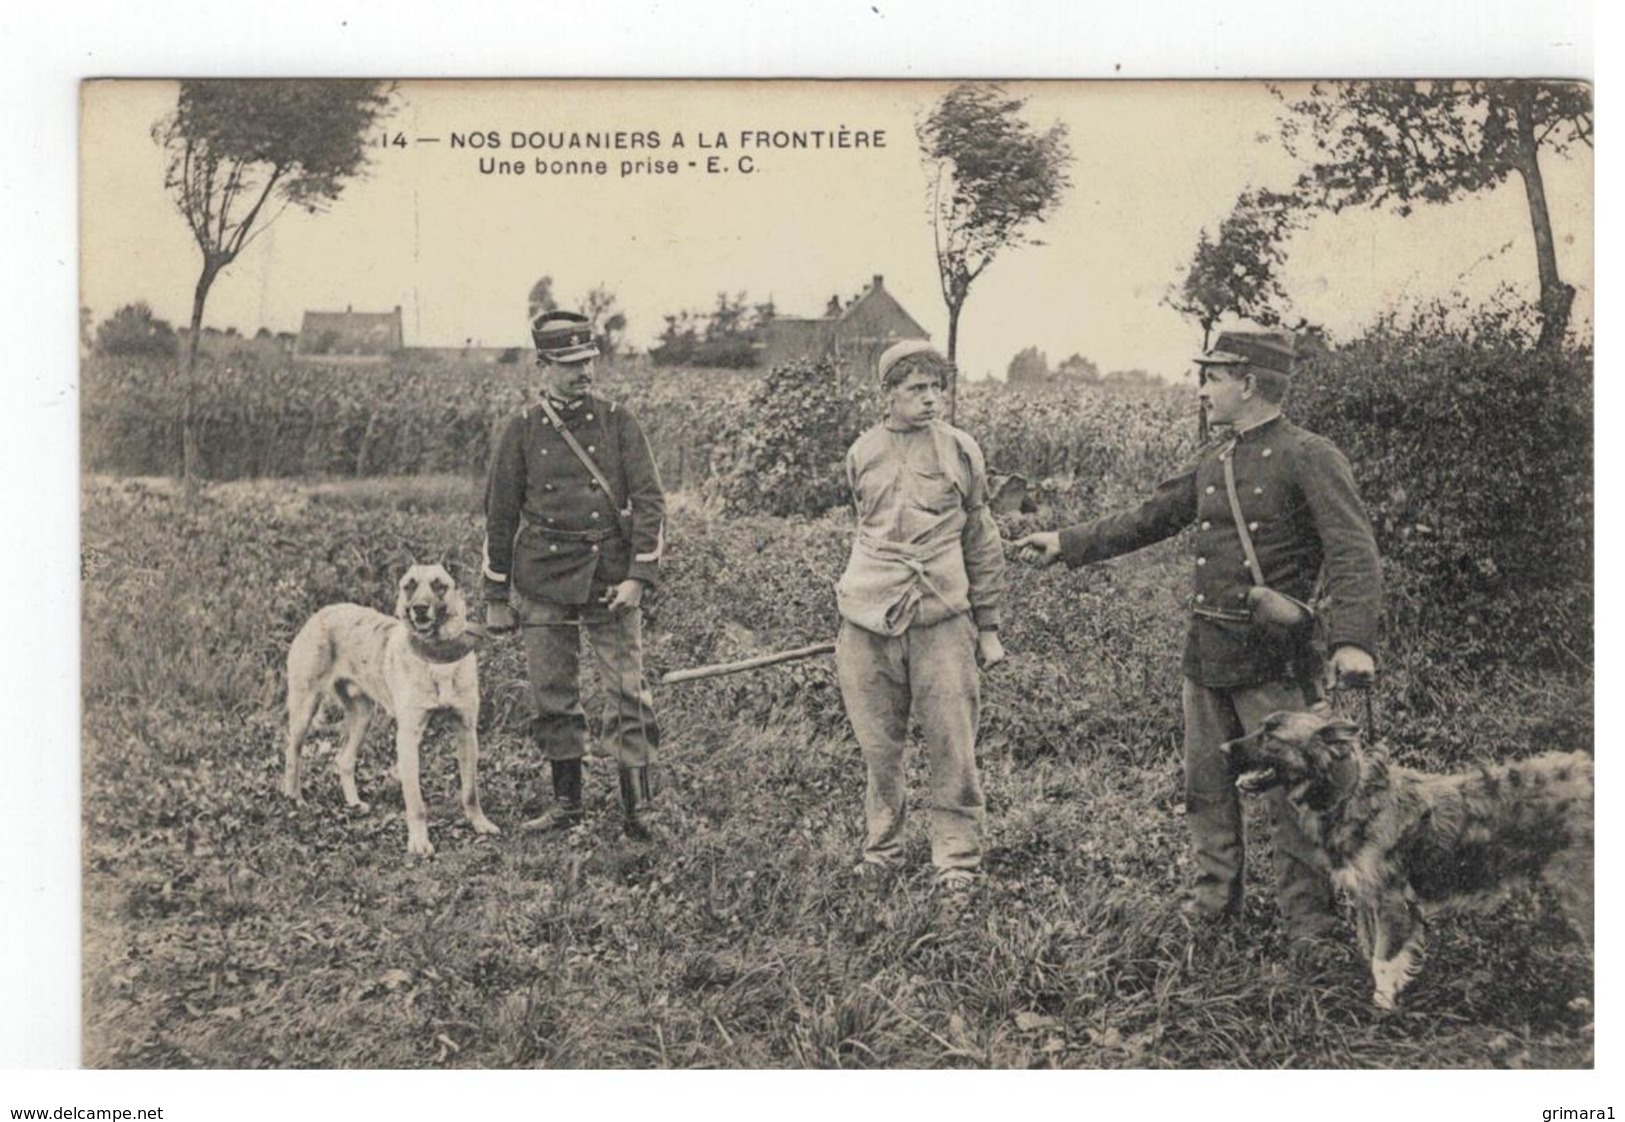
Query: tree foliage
1006 345 1050 386
919 83 1072 417
1054 353 1101 384
1166 188 1298 350
96 302 180 358
650 292 776 368
1275 80 1592 349
581 284 629 356
527 276 558 323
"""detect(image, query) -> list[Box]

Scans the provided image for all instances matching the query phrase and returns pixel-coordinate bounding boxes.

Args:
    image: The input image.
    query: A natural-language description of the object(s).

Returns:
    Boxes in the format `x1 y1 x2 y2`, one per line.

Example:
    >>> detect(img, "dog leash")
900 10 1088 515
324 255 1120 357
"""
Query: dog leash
1328 682 1378 744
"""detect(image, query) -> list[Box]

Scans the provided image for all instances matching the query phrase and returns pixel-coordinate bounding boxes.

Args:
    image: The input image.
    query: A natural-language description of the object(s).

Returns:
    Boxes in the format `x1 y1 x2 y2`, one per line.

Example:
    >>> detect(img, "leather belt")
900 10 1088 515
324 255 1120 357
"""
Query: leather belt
522 518 619 543
1191 602 1250 624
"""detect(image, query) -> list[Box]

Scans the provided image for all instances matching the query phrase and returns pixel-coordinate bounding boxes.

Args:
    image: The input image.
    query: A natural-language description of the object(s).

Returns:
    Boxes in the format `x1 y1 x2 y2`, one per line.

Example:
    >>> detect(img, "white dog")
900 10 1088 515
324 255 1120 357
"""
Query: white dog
282 563 499 856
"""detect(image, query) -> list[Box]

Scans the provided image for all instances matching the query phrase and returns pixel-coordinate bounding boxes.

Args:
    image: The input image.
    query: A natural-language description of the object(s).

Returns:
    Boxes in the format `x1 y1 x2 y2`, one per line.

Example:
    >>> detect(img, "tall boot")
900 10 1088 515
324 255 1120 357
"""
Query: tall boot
521 758 584 832
619 765 660 842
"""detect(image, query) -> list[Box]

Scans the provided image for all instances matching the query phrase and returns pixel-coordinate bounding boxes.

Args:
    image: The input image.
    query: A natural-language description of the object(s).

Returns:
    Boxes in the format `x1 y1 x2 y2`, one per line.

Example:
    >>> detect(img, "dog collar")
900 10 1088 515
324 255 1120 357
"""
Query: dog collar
1327 752 1361 802
409 632 482 663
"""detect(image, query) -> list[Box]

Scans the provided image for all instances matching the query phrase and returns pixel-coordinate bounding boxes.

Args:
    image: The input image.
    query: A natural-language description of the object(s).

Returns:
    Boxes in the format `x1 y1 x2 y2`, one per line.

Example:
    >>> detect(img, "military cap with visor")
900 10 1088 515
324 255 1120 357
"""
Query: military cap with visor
531 310 600 364
1193 330 1297 377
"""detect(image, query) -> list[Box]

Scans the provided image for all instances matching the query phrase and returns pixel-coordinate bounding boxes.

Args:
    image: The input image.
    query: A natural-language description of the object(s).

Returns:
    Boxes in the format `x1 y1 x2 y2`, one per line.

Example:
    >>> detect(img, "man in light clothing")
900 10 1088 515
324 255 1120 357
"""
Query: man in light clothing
835 340 1007 891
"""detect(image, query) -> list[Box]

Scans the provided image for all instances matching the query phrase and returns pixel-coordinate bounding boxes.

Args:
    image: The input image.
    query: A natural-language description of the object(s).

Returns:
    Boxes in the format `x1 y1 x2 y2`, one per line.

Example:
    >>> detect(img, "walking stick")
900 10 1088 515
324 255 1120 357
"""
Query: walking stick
659 642 836 685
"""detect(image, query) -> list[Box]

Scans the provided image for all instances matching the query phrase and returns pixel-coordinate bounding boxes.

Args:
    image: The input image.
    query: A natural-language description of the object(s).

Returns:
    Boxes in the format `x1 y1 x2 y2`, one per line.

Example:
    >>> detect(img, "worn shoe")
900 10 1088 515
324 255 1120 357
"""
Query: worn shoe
934 868 978 913
519 758 585 833
852 859 900 889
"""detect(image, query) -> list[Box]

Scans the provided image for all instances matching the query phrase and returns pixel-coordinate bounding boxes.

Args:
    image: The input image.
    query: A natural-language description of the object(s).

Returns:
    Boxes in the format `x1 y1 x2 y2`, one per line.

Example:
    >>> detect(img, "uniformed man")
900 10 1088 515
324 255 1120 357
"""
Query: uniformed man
836 340 1007 894
484 310 667 840
1013 330 1382 948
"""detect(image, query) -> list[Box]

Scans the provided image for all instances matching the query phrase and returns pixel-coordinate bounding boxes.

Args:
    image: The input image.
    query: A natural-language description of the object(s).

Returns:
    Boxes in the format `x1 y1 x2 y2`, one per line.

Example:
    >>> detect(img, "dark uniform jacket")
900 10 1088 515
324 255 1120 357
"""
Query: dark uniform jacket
1057 414 1381 689
483 392 666 606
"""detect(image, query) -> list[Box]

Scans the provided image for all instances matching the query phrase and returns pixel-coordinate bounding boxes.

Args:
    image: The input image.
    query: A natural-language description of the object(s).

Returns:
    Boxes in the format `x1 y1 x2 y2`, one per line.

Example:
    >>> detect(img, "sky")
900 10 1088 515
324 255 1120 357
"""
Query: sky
80 79 1592 383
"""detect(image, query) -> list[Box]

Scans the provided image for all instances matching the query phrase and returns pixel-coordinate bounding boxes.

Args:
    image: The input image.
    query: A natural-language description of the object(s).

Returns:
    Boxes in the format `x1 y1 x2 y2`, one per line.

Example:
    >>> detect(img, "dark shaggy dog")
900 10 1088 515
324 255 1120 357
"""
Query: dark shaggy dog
1222 710 1592 1009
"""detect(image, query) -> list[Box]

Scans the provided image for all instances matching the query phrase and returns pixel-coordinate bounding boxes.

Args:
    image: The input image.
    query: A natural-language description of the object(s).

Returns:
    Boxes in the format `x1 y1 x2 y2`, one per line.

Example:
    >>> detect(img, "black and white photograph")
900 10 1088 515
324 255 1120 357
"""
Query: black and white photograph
68 73 1595 1076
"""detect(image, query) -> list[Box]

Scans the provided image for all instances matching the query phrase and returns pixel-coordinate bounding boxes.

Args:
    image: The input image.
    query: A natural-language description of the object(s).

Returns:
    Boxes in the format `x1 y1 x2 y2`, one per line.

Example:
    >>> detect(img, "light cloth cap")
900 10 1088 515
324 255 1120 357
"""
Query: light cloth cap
876 339 942 384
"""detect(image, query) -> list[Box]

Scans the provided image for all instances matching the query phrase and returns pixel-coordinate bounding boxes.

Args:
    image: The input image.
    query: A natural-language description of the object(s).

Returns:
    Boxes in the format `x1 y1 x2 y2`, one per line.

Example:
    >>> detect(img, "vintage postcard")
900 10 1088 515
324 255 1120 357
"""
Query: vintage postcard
77 78 1593 1074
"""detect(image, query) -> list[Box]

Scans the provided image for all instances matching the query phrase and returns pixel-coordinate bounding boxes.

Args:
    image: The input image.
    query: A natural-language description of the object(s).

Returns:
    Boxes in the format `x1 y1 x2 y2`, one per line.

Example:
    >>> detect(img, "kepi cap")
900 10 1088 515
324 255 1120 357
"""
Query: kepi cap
876 338 943 385
532 310 600 364
1194 330 1297 377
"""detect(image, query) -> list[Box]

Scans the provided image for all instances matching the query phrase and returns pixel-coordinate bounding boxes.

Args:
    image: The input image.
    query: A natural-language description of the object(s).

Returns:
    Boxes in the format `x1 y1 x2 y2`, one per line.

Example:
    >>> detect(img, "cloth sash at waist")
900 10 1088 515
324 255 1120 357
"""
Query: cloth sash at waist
835 532 971 636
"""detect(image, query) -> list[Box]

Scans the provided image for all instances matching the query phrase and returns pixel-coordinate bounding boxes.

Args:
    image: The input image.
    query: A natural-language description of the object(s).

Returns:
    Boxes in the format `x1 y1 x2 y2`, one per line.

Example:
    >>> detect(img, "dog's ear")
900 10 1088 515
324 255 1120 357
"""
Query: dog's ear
394 569 414 621
1315 717 1361 758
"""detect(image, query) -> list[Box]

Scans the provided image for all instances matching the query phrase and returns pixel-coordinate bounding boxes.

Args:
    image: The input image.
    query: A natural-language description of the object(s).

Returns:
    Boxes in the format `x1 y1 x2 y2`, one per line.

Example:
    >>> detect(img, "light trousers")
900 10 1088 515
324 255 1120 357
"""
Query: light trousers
836 614 984 874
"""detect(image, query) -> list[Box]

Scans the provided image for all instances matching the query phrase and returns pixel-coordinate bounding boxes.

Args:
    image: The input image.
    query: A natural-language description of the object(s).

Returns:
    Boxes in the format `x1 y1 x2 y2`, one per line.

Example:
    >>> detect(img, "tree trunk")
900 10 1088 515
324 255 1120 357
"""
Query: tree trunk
1198 318 1214 444
1509 89 1574 350
181 266 217 504
945 300 962 426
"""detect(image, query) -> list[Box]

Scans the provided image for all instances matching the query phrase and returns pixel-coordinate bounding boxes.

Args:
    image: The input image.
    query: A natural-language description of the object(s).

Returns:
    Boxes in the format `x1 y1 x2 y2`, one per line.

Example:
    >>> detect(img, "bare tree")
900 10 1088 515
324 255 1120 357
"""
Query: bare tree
918 83 1072 420
153 79 394 489
1276 80 1591 350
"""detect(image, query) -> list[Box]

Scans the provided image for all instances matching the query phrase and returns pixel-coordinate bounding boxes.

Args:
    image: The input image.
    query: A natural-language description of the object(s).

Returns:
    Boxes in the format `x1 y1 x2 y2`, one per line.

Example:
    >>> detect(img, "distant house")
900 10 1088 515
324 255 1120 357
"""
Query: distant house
759 275 930 376
295 305 404 361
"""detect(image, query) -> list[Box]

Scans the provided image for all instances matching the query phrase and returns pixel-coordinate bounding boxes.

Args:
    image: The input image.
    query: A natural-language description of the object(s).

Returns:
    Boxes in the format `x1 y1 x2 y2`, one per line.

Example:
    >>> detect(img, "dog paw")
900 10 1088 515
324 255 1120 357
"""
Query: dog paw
469 814 502 836
407 835 435 858
1372 990 1398 1012
345 799 372 814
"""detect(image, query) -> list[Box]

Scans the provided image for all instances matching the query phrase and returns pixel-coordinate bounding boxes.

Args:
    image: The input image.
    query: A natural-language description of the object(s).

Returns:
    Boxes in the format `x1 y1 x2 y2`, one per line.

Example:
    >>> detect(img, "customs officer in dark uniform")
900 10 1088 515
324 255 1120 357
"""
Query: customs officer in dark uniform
1014 331 1382 948
484 311 667 840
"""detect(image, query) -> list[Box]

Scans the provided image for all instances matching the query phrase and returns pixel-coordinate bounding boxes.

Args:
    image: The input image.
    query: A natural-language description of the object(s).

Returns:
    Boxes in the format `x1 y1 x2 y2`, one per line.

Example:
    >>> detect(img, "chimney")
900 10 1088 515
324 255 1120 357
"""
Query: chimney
872 274 884 290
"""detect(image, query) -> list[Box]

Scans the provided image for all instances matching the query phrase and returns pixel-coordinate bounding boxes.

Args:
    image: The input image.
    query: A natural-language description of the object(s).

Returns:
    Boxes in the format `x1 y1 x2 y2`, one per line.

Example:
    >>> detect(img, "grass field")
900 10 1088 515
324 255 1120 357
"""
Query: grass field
80 474 1593 1069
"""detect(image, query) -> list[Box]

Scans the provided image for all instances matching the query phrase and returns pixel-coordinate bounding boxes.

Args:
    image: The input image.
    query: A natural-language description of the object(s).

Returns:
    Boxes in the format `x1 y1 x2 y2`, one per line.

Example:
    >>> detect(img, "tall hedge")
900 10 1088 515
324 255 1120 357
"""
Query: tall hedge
1292 309 1592 676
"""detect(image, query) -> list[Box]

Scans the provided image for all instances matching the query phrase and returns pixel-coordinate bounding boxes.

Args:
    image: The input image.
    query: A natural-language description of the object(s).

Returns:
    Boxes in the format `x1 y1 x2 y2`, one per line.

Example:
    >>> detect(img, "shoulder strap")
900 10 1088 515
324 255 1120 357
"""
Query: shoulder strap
1220 441 1267 588
535 397 629 514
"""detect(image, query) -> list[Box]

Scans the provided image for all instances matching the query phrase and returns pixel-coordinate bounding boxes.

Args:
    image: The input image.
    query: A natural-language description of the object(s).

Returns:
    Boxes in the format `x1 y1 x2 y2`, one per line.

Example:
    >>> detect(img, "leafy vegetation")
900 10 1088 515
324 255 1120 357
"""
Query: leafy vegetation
78 309 1592 1067
81 464 1591 1069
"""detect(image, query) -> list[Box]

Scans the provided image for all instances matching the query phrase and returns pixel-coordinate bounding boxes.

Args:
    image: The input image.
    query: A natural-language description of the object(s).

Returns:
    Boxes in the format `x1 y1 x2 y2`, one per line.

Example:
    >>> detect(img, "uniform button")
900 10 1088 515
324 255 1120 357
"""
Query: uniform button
591 544 600 554
1253 486 1263 495
546 516 556 525
1261 448 1273 458
1200 521 1211 530
587 445 596 453
1196 557 1207 566
549 544 559 553
1248 521 1259 531
544 483 555 492
1205 485 1216 495
540 448 548 455
1238 590 1249 600
1195 594 1206 604
585 412 594 420
588 480 599 489
590 511 600 520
